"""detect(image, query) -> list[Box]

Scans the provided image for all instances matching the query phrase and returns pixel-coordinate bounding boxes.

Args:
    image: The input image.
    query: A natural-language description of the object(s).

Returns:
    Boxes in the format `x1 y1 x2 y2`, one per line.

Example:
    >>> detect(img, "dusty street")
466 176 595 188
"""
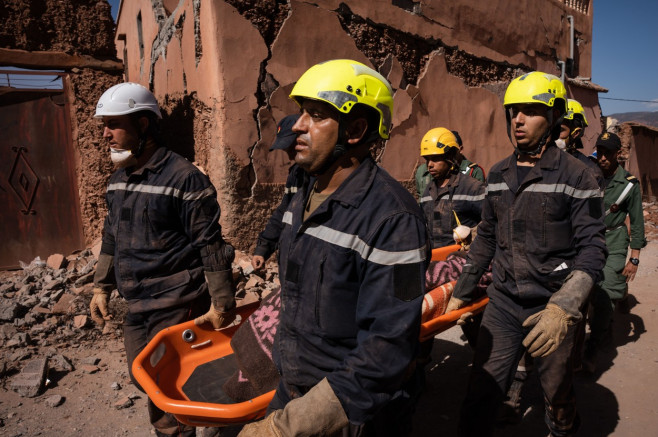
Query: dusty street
414 238 658 436
1 238 657 436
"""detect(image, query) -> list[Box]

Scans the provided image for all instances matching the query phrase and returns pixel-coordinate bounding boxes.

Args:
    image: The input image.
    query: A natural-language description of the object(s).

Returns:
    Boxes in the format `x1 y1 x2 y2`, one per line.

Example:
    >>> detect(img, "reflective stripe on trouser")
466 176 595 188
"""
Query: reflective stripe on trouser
458 287 579 437
123 294 209 435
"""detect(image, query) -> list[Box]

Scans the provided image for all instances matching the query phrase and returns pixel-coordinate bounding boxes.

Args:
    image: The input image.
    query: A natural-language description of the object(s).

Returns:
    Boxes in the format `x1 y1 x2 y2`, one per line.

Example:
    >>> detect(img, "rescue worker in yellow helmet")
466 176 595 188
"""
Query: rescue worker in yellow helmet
416 129 485 199
558 99 604 188
238 59 429 437
418 127 485 357
419 127 484 249
445 72 606 436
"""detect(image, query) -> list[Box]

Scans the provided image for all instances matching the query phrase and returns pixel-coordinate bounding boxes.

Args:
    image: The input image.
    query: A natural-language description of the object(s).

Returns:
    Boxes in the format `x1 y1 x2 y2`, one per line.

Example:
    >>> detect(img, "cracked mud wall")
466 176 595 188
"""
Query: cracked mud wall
1 0 122 247
114 0 595 250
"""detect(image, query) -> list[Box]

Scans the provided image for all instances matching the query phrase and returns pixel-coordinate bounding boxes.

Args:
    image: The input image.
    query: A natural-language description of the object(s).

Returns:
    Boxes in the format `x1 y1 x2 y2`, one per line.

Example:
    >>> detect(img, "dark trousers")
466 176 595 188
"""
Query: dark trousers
458 288 579 437
124 293 209 436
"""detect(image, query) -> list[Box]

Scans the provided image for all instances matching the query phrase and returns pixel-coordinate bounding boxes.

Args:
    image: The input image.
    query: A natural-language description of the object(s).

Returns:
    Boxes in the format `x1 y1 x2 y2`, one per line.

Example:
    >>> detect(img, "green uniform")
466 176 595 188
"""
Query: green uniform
458 158 486 183
415 163 431 200
590 165 646 344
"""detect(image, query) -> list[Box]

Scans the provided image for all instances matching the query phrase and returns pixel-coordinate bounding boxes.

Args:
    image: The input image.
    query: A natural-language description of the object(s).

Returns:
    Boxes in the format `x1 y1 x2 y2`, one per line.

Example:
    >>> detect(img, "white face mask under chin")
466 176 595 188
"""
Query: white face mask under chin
110 148 138 168
555 138 567 150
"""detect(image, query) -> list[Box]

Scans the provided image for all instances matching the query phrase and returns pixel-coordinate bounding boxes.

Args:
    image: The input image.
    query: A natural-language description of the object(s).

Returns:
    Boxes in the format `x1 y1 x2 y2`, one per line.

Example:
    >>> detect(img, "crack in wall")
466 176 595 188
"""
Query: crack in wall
148 0 185 89
224 0 293 198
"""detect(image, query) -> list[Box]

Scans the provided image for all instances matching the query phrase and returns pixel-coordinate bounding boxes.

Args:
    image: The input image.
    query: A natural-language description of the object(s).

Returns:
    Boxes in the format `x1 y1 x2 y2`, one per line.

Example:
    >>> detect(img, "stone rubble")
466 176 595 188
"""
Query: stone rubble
0 243 280 407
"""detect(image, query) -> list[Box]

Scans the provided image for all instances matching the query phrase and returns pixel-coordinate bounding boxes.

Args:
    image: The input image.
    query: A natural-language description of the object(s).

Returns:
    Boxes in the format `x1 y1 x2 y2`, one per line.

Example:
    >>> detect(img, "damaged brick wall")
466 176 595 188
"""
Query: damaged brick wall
1 0 122 247
115 0 595 251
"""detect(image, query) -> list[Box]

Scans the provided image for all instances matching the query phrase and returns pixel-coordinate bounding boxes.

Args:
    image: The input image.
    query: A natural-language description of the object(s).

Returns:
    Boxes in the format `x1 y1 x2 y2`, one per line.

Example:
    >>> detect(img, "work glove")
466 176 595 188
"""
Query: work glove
522 270 594 358
445 296 474 325
89 287 112 326
194 269 236 330
238 378 349 437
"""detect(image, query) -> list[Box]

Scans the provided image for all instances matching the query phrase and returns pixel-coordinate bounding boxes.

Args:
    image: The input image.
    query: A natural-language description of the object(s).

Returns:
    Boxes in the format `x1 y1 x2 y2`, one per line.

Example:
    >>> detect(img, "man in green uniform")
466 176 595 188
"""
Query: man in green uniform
584 131 646 373
454 130 486 183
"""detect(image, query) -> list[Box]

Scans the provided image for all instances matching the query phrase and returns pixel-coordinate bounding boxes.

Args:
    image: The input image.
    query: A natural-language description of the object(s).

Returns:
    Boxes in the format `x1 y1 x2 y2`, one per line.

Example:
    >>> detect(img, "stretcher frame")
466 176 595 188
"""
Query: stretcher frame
132 244 489 427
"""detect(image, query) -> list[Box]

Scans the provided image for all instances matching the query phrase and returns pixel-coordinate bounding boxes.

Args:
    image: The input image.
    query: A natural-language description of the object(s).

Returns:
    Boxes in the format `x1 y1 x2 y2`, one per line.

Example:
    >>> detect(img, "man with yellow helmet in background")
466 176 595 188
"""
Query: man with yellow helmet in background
419 127 485 249
416 129 485 199
418 127 485 357
558 99 604 188
239 59 430 437
445 72 606 436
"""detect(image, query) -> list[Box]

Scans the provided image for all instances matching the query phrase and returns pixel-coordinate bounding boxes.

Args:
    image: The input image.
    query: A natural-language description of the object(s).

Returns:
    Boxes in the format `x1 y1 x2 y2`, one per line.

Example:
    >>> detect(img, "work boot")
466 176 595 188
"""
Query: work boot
496 378 525 425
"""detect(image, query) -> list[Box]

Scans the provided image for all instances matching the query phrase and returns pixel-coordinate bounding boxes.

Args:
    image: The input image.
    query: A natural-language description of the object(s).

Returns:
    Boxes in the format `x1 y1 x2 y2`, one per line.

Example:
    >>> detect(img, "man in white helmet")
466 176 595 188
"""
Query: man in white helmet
238 59 429 437
91 82 235 437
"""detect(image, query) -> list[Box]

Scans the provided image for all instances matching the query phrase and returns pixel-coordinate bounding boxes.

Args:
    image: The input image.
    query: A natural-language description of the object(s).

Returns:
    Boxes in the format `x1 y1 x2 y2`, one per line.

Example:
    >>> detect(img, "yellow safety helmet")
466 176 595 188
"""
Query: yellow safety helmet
420 127 459 157
503 71 567 115
290 59 394 139
565 99 588 126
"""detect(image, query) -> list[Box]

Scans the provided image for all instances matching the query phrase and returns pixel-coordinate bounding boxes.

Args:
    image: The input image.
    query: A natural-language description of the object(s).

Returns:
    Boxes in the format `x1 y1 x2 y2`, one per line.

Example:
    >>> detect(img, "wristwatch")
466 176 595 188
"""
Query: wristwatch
629 257 640 266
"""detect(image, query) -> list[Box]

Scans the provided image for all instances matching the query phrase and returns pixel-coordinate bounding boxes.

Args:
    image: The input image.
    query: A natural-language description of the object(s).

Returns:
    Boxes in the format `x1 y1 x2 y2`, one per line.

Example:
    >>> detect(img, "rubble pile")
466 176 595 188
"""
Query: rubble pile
0 246 280 399
643 201 658 240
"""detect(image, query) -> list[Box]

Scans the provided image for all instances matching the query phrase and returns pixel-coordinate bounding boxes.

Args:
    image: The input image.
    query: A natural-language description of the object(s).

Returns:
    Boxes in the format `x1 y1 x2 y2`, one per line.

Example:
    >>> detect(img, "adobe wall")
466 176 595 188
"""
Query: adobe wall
114 0 595 250
0 0 122 246
619 123 658 200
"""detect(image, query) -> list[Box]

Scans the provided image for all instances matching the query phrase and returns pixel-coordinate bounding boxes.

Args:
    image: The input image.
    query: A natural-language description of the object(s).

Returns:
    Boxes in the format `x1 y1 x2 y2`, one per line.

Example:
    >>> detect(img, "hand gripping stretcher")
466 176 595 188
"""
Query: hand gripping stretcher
132 244 489 427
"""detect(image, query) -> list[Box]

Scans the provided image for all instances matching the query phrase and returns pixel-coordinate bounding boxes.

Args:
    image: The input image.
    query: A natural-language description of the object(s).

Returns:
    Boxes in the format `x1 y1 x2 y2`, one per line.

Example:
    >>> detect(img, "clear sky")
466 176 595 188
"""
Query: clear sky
107 0 657 116
592 0 658 115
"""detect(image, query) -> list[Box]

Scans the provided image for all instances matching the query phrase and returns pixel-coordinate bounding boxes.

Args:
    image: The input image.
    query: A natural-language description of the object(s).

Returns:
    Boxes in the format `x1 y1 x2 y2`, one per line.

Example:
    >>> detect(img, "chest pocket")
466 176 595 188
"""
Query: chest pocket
314 250 359 339
491 195 510 249
138 198 180 251
536 194 572 253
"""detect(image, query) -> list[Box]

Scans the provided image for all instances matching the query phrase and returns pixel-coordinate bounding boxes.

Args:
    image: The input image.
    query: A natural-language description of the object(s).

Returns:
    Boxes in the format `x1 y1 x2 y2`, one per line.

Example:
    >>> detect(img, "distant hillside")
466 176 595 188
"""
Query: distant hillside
607 111 658 129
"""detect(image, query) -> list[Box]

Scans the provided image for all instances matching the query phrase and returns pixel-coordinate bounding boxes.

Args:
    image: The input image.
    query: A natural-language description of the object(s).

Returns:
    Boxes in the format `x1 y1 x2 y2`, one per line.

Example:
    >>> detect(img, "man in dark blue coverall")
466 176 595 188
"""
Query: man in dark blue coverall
445 72 606 437
90 82 236 437
238 59 430 437
251 114 305 271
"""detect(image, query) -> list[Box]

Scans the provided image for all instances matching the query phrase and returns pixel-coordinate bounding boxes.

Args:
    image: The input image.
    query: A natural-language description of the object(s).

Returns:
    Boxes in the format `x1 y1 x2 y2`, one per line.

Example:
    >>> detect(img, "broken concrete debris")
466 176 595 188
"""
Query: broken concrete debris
0 243 281 404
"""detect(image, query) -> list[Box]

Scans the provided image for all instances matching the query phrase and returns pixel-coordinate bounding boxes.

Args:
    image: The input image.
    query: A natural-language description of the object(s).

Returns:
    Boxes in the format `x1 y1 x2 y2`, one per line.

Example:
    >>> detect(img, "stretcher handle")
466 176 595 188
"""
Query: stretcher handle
431 244 461 262
419 296 489 342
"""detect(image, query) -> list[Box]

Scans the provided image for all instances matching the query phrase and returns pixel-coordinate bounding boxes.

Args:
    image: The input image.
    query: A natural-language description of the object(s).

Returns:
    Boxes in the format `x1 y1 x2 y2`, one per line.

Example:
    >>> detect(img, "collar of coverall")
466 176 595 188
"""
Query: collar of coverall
308 156 378 209
123 146 168 177
499 142 563 172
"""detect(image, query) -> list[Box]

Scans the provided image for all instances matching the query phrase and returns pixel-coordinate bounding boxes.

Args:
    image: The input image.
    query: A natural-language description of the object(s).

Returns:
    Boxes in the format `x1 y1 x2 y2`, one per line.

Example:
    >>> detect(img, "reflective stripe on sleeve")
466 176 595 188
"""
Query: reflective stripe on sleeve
280 212 425 265
485 181 601 199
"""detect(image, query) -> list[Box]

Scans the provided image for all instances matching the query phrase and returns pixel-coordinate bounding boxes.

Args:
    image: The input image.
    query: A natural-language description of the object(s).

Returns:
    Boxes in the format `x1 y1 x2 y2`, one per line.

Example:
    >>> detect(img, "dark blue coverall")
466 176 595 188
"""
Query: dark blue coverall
454 144 606 437
270 156 430 435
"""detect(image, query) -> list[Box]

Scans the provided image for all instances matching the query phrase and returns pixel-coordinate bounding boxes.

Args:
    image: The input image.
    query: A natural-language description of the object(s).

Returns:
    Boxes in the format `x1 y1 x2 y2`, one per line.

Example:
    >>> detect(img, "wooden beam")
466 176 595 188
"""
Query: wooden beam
0 48 123 71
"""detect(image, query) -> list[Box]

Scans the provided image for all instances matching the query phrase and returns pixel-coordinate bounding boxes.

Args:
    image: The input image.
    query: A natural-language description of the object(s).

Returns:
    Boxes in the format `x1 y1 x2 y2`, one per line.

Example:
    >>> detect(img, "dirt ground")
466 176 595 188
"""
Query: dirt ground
2 234 658 436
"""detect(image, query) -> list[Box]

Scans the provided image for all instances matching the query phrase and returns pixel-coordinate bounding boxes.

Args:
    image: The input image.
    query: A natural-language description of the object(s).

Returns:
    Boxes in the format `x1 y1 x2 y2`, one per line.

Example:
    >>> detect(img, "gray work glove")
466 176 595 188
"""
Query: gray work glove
238 378 349 437
522 270 594 358
194 269 236 330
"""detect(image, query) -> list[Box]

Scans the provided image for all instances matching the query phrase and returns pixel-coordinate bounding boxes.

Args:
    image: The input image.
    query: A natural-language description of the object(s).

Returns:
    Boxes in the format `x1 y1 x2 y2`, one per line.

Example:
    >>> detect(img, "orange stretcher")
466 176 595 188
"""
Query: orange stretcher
132 244 488 427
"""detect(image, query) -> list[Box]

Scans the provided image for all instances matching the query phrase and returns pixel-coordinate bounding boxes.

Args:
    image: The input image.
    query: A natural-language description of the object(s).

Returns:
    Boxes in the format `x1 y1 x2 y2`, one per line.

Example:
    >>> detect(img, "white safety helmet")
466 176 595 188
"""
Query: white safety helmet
95 82 162 119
